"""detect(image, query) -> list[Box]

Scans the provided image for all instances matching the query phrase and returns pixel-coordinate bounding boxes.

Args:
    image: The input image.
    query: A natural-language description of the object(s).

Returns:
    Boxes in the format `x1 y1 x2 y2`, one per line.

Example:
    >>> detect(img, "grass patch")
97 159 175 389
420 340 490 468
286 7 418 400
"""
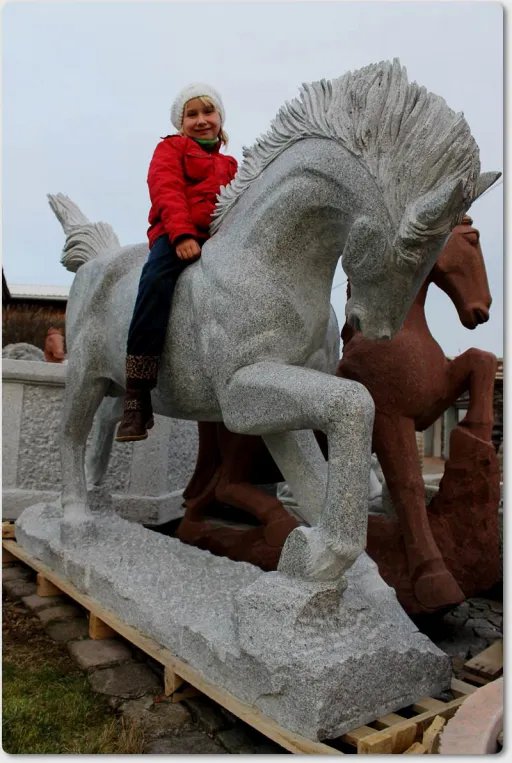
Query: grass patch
2 596 145 754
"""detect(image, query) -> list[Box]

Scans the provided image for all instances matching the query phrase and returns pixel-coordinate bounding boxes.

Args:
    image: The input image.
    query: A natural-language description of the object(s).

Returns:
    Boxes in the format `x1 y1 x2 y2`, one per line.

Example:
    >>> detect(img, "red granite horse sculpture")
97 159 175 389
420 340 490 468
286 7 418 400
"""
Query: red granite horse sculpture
44 327 66 363
338 217 497 611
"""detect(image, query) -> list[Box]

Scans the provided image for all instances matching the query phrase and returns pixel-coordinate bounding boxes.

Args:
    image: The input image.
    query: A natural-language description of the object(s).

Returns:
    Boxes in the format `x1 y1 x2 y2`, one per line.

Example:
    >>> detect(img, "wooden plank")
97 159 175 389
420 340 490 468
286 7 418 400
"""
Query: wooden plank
357 731 394 754
164 666 201 702
412 696 446 714
450 677 480 697
403 742 426 754
89 613 117 640
373 714 417 754
360 693 471 746
374 712 408 727
342 726 376 746
1 540 342 755
422 715 445 754
464 641 503 679
344 720 415 755
460 670 491 686
36 572 62 597
2 523 16 539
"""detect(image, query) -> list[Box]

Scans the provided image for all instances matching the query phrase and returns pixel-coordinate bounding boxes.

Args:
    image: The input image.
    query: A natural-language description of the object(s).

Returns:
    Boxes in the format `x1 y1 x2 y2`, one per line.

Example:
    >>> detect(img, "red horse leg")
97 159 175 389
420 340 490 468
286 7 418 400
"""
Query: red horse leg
215 428 295 531
373 411 464 610
417 349 497 442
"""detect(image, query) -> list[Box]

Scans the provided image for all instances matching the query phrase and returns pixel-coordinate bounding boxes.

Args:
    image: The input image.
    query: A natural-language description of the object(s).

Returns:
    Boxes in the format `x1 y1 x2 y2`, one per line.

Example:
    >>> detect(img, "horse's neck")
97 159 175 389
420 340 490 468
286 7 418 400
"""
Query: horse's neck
402 278 432 331
228 139 386 291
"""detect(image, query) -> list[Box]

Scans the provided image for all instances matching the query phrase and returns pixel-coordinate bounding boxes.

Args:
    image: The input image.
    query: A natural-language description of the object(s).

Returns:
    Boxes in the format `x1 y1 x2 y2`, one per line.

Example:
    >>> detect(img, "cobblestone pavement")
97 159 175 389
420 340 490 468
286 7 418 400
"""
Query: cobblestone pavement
3 561 502 753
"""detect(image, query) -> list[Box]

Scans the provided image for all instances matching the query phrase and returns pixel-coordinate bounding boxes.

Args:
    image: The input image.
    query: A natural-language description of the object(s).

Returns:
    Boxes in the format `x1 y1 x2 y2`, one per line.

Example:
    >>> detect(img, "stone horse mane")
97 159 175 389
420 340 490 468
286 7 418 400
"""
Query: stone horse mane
211 58 480 250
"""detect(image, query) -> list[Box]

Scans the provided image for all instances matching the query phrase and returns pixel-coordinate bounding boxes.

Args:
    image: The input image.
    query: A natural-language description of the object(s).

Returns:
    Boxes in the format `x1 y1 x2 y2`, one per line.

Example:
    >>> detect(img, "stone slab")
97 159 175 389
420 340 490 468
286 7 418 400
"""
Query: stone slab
119 695 192 735
144 729 225 754
21 593 64 612
3 579 37 599
2 382 23 488
216 726 261 754
68 638 133 670
45 618 90 643
2 566 32 582
36 604 83 625
3 489 61 521
15 502 451 741
2 360 195 525
88 663 162 699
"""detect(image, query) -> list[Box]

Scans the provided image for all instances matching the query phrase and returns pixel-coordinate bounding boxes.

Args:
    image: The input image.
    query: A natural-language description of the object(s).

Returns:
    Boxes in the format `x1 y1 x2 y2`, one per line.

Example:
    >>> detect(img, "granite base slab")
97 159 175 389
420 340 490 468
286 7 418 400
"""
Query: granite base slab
15 501 451 740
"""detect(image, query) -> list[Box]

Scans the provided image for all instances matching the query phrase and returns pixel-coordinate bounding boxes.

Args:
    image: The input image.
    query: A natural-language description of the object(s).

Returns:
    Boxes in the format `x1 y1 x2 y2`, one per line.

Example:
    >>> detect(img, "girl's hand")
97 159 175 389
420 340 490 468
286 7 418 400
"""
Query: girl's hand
176 237 201 260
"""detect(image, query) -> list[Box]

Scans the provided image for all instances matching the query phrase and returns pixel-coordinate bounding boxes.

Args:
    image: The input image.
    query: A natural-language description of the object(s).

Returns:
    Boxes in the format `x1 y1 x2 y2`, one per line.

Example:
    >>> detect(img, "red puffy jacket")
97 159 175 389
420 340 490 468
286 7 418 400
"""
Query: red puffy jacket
147 134 238 247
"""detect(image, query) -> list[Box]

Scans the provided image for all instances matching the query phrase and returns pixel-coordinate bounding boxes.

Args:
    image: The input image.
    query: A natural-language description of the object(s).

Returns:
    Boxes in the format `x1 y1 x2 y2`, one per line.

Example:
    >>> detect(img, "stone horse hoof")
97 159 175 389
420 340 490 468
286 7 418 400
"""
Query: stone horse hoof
411 560 465 611
60 507 99 546
278 525 348 583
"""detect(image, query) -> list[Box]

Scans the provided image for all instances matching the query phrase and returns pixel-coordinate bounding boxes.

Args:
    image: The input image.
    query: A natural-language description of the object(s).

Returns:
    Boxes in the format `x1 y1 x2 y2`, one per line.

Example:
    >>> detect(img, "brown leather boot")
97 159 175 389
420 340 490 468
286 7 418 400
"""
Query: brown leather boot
115 389 154 441
115 356 158 442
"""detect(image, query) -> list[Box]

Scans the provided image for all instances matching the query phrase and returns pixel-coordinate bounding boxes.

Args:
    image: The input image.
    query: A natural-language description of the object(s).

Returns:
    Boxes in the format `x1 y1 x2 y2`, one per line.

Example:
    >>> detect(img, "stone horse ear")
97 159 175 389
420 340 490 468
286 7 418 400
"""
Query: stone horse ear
473 171 502 202
405 178 466 240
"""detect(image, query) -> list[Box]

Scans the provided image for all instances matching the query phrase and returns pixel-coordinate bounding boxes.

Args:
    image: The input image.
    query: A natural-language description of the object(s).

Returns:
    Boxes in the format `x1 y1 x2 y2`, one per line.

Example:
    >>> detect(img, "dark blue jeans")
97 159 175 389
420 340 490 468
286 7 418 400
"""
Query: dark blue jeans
127 235 198 358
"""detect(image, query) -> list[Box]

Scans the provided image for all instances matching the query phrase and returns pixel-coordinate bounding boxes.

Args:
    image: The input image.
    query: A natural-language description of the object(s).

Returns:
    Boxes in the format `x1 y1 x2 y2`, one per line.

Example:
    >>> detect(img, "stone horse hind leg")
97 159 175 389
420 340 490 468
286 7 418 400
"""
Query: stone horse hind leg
60 353 112 527
372 411 465 610
85 396 124 488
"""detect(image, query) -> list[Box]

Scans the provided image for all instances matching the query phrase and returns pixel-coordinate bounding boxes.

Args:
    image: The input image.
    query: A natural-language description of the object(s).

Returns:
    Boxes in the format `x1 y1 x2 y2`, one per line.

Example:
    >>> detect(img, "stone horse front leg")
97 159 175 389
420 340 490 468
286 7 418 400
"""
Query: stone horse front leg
220 361 374 582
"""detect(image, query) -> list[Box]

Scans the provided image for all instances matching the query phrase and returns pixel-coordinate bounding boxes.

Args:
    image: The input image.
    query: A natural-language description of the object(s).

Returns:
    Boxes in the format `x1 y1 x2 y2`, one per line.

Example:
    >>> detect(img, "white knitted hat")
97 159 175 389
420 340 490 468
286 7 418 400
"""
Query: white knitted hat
170 83 225 130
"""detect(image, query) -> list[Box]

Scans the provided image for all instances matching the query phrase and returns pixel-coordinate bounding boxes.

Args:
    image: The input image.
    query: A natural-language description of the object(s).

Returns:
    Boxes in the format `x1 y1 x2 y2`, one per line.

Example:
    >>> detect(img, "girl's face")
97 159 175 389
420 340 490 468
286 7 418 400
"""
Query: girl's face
182 97 221 140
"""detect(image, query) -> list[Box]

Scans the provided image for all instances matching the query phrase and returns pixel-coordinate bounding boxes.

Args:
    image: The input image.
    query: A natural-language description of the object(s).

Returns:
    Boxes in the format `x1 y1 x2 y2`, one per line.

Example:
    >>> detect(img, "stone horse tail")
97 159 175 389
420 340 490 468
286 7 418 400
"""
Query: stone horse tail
48 193 128 492
48 193 121 273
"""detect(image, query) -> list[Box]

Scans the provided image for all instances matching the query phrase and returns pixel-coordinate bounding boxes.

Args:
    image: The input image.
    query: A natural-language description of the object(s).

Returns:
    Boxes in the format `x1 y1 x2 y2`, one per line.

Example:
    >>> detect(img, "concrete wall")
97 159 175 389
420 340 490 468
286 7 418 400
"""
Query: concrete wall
2 360 198 524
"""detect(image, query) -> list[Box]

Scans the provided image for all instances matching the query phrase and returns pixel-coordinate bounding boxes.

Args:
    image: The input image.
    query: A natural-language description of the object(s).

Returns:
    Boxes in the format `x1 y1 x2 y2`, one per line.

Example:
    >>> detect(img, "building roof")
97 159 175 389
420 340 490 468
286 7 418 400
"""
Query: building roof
7 283 70 301
2 270 10 302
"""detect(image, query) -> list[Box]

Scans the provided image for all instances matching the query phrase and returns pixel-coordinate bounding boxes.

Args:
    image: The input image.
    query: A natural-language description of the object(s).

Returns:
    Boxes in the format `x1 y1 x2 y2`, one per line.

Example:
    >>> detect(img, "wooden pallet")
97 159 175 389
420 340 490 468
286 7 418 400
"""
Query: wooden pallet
2 531 501 754
461 640 503 685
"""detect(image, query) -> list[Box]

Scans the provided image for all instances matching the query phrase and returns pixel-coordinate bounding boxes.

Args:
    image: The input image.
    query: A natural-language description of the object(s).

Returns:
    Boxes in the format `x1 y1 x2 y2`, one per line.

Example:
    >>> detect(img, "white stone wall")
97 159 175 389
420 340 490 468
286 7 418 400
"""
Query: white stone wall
2 360 198 524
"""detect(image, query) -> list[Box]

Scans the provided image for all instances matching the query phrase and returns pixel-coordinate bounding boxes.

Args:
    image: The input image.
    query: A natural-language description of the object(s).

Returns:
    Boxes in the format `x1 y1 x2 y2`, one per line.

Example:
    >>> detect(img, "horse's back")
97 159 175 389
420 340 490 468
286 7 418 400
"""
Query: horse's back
66 243 149 383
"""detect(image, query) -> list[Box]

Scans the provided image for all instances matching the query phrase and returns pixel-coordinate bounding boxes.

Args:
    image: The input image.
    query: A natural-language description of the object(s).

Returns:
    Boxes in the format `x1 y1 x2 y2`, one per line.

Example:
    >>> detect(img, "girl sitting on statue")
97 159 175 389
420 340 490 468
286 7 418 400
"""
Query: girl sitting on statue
116 83 238 442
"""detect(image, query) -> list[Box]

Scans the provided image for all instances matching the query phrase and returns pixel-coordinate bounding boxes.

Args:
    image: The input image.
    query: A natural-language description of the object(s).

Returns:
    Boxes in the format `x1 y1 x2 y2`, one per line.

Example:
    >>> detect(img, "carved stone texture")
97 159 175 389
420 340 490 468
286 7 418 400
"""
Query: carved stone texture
366 427 501 615
2 343 44 361
2 360 196 523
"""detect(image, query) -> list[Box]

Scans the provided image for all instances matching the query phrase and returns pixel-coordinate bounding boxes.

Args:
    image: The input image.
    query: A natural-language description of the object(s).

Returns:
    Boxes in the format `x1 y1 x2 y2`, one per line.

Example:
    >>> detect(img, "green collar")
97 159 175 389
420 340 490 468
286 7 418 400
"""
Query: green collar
192 136 220 147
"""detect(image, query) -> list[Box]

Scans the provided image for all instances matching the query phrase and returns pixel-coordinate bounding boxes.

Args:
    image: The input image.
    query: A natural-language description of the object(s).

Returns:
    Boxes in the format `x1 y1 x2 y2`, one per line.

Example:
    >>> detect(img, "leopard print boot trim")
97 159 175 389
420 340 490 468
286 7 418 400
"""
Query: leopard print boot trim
125 355 159 385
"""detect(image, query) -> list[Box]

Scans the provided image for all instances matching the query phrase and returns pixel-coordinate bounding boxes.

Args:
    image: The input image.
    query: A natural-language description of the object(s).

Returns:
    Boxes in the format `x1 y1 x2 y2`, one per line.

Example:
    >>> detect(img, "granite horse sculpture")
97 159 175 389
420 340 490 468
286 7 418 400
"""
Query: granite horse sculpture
338 216 498 608
50 59 498 586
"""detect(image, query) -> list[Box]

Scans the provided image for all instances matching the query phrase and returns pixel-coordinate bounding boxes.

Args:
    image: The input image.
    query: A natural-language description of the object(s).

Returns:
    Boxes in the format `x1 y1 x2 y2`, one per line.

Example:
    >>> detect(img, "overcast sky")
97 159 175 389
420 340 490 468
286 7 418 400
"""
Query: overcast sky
2 1 503 357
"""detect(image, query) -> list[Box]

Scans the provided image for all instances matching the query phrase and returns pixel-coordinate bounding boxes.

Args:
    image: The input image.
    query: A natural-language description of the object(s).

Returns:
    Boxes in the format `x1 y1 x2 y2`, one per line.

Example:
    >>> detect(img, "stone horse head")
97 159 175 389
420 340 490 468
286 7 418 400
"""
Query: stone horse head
49 59 500 586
